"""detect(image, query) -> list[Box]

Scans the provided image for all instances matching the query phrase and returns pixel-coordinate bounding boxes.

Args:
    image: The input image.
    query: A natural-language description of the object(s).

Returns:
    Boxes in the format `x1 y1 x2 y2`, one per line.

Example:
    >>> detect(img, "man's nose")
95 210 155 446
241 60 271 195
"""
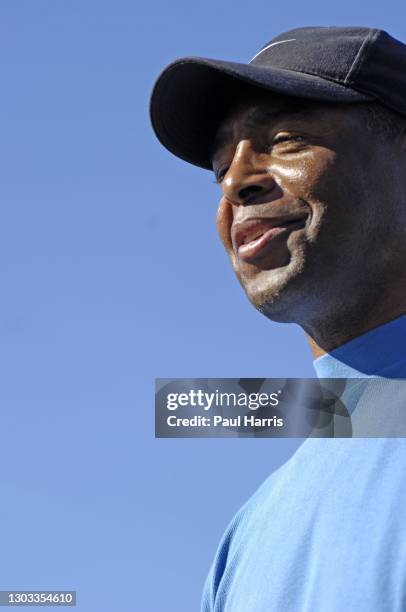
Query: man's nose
221 140 277 205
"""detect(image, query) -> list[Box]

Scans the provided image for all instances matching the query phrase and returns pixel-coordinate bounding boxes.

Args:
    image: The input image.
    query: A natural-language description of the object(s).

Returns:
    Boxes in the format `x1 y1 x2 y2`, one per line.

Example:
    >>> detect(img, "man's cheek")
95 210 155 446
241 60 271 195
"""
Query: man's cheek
216 198 234 252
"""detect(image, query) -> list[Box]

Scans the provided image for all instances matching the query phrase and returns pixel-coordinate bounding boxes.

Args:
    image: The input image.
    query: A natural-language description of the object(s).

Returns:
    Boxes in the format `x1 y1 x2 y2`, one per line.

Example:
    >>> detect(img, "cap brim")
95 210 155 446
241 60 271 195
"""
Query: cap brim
150 57 373 170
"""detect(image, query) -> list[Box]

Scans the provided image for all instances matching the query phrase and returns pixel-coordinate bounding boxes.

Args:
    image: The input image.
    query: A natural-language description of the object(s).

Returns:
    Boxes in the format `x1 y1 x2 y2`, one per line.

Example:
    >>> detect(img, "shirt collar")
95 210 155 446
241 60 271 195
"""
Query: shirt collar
313 315 406 379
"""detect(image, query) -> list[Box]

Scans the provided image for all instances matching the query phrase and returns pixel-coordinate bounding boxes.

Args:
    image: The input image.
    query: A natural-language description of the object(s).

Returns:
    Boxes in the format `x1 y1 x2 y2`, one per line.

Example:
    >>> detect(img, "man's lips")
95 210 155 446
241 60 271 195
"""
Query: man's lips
231 215 308 261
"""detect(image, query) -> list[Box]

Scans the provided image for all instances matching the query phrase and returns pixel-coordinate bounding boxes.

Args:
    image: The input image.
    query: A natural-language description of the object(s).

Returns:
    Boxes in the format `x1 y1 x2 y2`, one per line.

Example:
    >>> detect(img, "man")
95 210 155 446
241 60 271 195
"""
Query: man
150 27 406 611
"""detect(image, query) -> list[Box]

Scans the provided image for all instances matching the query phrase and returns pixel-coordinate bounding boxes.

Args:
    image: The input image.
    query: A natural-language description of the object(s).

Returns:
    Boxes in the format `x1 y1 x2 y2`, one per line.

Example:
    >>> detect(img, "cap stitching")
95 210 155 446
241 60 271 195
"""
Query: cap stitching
345 28 380 84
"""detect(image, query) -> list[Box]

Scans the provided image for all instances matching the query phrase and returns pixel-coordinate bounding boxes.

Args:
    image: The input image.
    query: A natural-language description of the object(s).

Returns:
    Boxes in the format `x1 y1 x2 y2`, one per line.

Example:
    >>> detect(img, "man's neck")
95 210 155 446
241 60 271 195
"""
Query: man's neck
305 307 406 359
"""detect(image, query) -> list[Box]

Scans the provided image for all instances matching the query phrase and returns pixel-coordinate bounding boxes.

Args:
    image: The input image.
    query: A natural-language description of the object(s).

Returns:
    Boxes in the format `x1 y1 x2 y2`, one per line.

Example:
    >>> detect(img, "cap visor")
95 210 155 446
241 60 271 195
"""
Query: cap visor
150 57 372 170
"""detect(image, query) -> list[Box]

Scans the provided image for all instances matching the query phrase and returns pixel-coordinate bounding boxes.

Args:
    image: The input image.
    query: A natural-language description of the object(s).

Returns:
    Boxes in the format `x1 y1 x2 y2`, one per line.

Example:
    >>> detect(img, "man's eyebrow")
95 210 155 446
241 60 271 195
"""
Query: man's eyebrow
210 103 318 165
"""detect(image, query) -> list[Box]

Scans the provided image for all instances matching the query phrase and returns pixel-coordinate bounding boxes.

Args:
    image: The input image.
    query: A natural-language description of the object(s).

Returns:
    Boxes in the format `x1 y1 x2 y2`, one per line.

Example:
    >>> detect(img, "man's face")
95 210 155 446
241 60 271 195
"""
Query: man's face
212 93 406 324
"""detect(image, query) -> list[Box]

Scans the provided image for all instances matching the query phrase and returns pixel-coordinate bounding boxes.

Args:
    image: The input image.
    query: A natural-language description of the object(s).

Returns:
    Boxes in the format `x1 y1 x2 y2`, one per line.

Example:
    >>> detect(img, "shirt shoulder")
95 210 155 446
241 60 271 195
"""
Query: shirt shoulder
200 455 295 612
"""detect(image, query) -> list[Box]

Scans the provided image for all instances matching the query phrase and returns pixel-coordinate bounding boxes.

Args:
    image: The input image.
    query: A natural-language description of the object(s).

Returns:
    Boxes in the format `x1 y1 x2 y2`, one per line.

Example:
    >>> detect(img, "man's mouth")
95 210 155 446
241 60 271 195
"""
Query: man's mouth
232 215 308 262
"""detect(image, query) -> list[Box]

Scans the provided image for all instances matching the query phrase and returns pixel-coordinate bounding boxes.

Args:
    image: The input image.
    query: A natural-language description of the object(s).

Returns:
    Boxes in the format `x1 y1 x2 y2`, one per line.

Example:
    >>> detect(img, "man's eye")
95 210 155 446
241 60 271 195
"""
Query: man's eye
214 167 228 184
272 134 304 145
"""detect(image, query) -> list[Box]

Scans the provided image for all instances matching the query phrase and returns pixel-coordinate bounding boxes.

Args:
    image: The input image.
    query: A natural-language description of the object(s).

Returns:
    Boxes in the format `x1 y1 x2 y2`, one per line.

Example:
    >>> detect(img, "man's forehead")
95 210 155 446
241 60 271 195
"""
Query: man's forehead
211 93 321 156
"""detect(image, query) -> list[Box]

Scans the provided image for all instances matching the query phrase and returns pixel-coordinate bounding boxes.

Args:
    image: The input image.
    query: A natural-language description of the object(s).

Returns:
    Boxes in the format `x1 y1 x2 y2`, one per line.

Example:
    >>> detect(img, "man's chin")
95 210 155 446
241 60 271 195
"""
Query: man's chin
237 254 307 322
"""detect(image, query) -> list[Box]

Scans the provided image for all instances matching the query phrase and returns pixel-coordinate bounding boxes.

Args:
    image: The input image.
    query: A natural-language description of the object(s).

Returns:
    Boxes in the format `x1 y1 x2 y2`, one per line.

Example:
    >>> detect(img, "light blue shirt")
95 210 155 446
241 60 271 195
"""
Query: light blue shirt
201 316 406 612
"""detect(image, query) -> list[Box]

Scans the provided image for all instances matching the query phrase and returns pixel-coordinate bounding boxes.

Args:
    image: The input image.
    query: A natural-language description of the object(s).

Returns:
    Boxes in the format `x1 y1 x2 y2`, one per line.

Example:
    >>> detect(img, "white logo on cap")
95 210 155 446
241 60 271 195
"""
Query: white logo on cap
250 39 296 63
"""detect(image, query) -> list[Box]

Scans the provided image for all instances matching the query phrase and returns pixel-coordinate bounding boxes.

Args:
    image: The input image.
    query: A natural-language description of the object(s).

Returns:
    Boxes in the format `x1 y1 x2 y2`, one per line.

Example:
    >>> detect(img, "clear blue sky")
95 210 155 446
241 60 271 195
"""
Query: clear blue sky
0 1 405 610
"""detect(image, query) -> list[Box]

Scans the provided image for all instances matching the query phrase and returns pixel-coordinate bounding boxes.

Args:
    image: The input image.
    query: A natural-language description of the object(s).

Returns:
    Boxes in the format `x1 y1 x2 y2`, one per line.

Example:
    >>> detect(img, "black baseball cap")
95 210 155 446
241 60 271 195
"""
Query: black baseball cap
150 26 406 170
